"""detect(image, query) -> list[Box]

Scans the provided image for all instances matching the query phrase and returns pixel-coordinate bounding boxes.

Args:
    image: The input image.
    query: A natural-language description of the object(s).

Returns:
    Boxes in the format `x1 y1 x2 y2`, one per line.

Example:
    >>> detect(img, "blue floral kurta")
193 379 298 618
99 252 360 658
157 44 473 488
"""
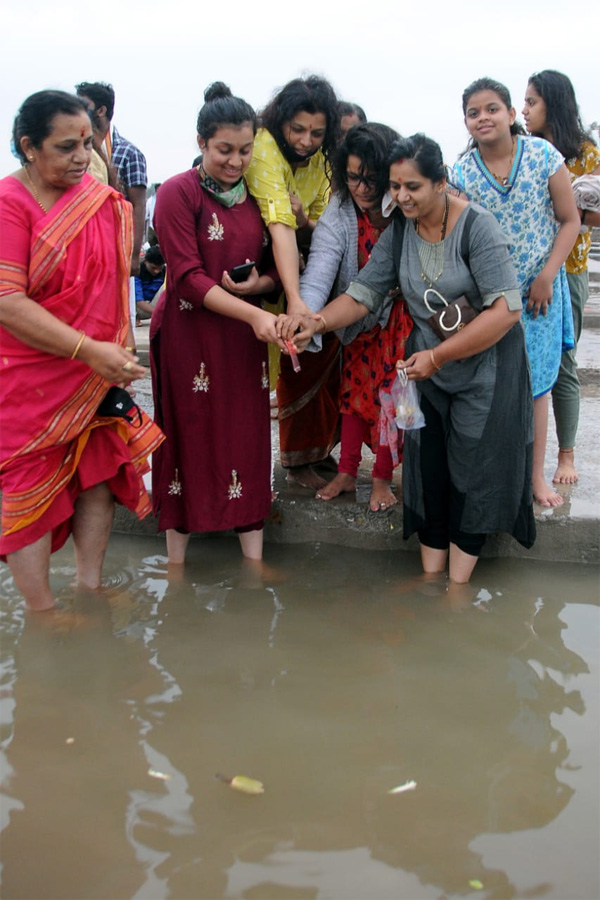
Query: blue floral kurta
452 136 574 397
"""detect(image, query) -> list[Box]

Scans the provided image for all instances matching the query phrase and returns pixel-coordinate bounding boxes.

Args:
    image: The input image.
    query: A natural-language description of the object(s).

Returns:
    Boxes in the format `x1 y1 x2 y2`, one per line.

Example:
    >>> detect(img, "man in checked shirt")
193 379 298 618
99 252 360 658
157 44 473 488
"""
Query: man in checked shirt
76 81 148 276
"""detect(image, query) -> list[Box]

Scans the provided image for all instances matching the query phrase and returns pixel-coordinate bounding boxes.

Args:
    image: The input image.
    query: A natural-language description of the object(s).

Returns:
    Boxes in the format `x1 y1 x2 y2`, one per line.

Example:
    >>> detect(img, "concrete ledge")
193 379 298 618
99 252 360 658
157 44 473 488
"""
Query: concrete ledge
112 486 600 565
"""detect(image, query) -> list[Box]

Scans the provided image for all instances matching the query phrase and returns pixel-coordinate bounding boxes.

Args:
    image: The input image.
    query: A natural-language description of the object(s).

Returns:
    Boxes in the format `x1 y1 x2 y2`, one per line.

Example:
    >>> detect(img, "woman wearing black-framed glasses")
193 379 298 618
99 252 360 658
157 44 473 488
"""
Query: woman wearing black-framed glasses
285 122 413 511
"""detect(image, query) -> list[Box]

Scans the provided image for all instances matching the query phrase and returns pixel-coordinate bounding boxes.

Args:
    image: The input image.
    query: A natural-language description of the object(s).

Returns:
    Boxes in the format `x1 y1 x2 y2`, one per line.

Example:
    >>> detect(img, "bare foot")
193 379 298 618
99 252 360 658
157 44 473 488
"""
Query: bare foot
533 476 564 508
286 465 328 490
316 472 356 500
553 449 579 484
369 478 398 512
238 558 287 588
25 596 58 612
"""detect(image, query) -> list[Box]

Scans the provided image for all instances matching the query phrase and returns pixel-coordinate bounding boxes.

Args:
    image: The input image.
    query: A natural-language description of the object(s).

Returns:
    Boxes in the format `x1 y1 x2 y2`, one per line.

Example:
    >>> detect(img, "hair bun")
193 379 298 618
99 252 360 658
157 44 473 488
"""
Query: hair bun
204 82 232 104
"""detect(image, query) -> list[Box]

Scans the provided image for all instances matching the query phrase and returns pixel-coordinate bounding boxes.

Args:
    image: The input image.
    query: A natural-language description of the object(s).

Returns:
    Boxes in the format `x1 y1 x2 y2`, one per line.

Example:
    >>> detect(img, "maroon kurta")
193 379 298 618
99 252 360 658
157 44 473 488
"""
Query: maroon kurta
151 169 275 533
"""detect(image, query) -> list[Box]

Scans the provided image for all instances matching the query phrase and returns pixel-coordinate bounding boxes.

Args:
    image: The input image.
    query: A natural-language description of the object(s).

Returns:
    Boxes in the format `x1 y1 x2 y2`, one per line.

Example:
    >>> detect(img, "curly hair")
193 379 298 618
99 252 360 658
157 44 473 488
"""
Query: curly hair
259 75 341 162
75 82 115 120
333 122 400 204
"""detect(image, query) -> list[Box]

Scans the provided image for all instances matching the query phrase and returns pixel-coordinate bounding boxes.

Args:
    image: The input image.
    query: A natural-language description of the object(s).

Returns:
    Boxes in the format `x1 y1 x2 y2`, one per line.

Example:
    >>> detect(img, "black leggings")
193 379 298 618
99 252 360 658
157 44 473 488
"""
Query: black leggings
417 394 486 558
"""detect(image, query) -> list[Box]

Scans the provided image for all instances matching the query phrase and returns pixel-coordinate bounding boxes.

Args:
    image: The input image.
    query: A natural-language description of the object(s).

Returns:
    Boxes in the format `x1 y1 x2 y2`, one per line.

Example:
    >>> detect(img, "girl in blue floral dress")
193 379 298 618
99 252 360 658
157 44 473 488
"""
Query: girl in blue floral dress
452 77 580 508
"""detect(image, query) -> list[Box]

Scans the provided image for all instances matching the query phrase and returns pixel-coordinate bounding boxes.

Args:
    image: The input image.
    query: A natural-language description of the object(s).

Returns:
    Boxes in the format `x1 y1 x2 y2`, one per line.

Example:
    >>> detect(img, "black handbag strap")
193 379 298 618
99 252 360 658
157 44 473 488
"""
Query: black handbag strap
459 207 478 266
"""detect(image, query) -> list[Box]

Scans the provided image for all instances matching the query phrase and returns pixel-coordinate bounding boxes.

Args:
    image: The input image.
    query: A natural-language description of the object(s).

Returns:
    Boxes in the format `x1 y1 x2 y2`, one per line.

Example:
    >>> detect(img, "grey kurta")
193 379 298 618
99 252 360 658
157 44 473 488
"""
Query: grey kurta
346 203 536 547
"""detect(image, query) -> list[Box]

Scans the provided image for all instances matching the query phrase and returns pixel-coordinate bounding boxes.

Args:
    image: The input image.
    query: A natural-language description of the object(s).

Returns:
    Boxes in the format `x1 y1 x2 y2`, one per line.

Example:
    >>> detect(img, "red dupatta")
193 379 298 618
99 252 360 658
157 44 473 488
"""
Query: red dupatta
0 175 162 540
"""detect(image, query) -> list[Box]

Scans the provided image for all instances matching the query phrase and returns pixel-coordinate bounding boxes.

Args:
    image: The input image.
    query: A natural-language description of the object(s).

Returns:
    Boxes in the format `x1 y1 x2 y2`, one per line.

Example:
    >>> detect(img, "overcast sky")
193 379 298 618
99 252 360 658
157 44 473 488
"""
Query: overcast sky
1 0 598 184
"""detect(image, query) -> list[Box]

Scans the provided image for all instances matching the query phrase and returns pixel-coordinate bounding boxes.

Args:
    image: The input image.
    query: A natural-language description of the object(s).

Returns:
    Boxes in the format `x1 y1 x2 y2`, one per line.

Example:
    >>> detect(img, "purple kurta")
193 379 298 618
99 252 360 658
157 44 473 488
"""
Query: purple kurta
150 169 274 533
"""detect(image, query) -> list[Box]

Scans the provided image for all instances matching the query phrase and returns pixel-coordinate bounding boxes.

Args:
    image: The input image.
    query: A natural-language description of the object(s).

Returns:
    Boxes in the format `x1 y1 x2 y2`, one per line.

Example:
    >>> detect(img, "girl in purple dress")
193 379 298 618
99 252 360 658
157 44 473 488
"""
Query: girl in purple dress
151 83 281 567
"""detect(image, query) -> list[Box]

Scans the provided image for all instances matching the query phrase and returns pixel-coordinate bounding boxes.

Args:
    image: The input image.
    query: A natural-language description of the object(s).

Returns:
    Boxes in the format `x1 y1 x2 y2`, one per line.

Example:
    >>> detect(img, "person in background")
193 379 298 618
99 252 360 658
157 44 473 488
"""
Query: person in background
339 101 367 137
150 83 282 569
292 134 536 584
452 77 580 508
245 74 341 490
75 81 147 277
135 245 165 324
287 122 412 511
145 182 161 246
523 69 600 484
0 90 163 611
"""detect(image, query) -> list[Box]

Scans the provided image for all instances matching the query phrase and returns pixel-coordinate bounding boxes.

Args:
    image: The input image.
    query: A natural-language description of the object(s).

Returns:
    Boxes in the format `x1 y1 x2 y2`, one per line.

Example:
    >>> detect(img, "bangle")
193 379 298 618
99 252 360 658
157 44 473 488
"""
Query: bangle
581 209 587 225
71 331 87 360
430 348 442 371
319 315 328 334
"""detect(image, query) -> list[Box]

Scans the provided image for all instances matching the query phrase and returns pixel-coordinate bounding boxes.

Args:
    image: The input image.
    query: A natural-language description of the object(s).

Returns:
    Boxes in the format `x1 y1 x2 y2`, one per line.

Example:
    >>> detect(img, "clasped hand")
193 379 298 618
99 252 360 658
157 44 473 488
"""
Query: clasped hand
275 312 323 351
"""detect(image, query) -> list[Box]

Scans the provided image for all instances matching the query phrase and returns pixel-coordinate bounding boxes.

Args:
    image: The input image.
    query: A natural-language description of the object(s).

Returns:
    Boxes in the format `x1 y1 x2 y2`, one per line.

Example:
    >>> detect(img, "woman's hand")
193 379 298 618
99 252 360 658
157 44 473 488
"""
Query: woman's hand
289 192 309 229
248 309 284 345
397 349 439 381
525 272 552 318
220 261 260 296
79 340 146 384
286 314 322 352
275 311 309 342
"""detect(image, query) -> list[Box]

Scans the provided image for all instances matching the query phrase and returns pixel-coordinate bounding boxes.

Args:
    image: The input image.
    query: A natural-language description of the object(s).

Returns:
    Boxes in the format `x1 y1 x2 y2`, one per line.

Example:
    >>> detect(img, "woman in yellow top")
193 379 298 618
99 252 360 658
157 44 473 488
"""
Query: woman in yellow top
523 70 600 483
245 75 341 489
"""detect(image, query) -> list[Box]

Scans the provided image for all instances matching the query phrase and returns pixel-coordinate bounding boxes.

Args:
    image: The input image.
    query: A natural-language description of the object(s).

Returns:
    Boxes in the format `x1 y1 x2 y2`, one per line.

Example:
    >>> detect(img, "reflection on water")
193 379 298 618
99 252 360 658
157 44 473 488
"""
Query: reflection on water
1 536 598 900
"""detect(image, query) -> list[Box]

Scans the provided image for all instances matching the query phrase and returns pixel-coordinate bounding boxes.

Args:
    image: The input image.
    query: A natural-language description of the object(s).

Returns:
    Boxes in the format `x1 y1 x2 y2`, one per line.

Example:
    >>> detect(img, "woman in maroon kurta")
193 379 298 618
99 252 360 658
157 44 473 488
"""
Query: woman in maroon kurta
150 83 281 565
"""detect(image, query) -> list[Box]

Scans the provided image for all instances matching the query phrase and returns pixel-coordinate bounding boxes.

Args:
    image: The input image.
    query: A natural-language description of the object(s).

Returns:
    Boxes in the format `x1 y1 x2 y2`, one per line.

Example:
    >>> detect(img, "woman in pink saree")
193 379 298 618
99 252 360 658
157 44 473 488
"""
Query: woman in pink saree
0 90 163 611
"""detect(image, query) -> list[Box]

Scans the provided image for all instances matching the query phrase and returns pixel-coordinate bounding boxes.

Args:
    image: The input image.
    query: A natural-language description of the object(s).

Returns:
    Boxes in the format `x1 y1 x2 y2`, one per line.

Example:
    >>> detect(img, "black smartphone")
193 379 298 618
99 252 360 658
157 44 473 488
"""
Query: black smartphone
229 261 255 283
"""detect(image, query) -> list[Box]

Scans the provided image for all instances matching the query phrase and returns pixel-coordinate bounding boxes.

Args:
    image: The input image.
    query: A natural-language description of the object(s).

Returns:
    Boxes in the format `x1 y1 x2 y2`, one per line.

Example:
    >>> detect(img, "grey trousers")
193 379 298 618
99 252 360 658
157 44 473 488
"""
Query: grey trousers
551 270 587 449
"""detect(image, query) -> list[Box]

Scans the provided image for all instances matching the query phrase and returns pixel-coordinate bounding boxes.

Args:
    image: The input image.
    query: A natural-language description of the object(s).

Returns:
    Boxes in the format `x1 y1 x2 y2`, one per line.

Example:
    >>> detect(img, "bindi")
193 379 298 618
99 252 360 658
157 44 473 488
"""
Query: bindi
81 127 85 137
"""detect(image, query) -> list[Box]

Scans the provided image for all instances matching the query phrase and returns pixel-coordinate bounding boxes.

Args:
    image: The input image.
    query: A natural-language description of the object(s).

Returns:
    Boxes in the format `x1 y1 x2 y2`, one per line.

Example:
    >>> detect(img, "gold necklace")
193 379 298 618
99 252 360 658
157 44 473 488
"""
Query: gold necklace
24 165 48 213
487 137 516 187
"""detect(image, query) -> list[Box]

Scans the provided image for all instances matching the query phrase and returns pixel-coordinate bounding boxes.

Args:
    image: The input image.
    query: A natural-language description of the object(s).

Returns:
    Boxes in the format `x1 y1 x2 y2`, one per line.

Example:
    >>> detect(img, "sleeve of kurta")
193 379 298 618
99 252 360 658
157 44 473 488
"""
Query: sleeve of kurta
466 209 522 310
153 176 217 307
299 202 347 313
345 216 403 314
0 189 31 297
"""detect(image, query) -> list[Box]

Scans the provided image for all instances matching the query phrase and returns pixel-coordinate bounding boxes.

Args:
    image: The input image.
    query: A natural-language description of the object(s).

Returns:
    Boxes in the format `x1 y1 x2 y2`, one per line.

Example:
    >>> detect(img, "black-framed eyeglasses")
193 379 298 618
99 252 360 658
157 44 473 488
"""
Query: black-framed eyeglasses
345 172 378 191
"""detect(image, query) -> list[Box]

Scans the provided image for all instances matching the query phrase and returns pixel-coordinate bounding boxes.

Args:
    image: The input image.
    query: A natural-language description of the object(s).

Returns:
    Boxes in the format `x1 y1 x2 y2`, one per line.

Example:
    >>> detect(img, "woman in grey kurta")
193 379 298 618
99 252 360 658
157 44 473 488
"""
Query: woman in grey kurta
299 122 412 511
292 135 536 583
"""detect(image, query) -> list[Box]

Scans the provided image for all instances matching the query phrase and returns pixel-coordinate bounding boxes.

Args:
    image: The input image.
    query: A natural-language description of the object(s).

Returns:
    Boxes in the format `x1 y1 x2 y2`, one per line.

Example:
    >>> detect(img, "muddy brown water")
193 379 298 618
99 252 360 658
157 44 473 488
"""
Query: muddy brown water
1 537 598 900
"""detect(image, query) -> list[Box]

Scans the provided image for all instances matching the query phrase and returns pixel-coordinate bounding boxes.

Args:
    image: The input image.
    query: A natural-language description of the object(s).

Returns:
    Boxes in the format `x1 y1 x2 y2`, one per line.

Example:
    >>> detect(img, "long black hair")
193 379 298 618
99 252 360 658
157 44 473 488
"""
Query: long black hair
528 70 595 161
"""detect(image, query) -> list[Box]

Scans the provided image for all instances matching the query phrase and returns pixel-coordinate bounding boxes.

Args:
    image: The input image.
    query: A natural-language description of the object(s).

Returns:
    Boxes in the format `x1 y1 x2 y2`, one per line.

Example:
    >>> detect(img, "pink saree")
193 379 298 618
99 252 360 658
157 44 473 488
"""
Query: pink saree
0 174 163 556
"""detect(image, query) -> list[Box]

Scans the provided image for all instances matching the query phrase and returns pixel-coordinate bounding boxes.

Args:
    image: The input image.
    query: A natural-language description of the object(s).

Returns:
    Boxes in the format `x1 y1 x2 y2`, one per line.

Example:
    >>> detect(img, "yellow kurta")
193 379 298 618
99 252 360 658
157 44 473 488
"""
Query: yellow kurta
566 140 600 274
246 128 331 386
